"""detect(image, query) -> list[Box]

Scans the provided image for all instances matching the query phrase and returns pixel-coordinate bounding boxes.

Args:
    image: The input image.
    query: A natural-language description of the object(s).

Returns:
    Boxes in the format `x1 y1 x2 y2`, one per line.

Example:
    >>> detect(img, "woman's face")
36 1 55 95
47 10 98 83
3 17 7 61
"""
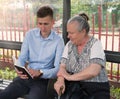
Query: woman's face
67 21 86 45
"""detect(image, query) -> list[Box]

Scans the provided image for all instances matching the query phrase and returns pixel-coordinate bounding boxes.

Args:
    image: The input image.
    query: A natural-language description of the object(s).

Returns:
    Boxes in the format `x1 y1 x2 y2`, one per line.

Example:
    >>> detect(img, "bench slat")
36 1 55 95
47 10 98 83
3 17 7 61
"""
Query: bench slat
0 40 22 50
105 50 120 63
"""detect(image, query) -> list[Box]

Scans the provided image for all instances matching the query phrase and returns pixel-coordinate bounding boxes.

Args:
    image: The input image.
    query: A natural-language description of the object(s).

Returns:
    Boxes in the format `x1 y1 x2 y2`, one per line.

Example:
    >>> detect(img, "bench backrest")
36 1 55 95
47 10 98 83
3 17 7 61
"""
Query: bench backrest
0 40 22 50
0 40 120 63
105 50 120 63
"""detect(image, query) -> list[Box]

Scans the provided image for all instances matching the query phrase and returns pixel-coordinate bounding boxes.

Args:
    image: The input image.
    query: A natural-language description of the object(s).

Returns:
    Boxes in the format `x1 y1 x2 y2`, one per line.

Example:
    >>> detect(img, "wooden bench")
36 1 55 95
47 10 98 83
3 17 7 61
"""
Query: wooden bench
0 40 120 98
104 50 120 88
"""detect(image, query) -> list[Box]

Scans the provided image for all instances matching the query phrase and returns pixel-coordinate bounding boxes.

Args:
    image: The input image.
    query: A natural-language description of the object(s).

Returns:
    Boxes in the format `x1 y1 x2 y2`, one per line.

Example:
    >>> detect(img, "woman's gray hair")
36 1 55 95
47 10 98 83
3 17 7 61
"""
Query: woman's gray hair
67 14 90 34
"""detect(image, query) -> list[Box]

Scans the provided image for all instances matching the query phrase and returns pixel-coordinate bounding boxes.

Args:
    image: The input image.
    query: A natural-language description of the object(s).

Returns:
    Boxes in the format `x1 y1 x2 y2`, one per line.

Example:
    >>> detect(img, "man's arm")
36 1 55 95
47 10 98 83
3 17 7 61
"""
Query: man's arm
41 38 64 79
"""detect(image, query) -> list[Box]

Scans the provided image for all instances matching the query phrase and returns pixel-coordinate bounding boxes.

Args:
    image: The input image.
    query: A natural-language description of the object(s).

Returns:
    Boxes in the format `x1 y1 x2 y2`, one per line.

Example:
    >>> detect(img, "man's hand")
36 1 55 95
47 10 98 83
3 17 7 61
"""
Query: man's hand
16 69 29 79
28 68 43 78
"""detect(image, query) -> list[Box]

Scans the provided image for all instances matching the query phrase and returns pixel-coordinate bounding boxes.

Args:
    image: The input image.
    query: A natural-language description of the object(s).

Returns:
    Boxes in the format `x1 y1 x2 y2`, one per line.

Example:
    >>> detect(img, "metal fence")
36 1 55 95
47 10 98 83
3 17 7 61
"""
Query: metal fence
90 6 120 82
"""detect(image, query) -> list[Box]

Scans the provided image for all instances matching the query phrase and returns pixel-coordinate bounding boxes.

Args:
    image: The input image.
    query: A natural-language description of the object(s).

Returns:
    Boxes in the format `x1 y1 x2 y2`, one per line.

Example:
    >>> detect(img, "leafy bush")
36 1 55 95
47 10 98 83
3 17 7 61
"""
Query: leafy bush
110 86 120 99
0 67 17 80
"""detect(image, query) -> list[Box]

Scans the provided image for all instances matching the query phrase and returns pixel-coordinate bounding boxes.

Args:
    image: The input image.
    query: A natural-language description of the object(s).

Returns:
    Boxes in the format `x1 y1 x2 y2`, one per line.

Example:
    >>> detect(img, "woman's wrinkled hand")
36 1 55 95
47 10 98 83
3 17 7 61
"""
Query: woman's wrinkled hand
54 78 65 95
57 67 71 81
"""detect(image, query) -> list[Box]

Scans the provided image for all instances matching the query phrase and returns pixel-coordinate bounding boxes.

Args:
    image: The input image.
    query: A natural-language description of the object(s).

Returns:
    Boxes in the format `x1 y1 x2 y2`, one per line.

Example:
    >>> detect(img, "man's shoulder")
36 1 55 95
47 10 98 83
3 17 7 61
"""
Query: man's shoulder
27 28 39 33
52 31 63 40
25 28 39 37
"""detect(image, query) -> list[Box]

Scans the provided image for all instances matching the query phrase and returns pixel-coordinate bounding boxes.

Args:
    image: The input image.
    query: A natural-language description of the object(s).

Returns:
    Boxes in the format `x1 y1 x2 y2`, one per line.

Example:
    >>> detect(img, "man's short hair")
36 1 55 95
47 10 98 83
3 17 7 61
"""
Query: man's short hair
37 5 53 19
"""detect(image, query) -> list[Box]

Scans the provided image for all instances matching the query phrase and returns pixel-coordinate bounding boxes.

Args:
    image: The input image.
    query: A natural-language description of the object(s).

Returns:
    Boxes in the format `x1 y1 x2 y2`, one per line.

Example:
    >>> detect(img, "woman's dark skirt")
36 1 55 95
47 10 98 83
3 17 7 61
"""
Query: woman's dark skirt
60 81 110 99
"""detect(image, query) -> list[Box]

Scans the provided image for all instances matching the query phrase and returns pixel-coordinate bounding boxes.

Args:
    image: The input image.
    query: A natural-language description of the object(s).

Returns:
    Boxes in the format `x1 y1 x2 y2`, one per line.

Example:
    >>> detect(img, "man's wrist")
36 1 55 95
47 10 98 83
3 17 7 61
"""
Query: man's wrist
38 70 43 76
39 70 43 74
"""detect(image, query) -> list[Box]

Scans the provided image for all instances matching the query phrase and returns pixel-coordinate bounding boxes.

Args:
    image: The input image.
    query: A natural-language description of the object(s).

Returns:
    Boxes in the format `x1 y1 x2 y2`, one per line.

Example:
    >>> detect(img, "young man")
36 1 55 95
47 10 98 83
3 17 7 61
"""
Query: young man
0 5 64 99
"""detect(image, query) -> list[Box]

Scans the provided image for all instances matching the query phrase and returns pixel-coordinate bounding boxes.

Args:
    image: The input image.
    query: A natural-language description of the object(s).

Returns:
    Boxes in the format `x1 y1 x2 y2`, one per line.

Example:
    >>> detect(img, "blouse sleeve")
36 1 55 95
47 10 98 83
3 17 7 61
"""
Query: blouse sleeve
62 42 69 58
60 42 69 64
90 40 106 67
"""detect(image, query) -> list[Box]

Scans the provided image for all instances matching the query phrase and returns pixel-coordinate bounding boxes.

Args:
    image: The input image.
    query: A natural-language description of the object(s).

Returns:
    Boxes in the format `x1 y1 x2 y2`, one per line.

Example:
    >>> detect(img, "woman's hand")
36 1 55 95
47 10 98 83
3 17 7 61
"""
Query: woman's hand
54 77 65 95
57 65 71 81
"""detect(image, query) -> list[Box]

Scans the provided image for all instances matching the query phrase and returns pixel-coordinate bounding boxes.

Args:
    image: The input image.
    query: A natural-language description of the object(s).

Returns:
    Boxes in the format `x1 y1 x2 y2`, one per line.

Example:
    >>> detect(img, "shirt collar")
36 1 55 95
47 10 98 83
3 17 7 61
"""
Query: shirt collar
35 28 54 40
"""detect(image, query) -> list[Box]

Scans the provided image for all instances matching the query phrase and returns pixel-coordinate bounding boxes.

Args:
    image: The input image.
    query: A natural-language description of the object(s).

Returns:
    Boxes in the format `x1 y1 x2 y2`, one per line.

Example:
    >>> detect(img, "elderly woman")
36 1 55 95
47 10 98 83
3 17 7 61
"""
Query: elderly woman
54 13 110 99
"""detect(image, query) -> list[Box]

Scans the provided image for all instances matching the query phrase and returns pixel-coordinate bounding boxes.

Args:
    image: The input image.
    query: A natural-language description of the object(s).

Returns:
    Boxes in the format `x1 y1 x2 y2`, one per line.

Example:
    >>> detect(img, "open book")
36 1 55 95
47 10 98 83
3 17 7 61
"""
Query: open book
12 56 33 79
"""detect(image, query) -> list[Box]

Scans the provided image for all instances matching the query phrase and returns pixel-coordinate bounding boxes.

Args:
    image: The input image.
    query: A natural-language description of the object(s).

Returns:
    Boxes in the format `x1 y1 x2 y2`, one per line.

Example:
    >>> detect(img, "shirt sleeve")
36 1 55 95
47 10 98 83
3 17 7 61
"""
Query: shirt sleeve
18 32 29 66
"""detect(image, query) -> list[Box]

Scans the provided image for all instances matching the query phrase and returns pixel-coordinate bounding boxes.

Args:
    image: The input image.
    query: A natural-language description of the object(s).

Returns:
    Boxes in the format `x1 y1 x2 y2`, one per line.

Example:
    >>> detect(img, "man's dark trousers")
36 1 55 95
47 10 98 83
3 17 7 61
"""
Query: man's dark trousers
0 77 49 99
